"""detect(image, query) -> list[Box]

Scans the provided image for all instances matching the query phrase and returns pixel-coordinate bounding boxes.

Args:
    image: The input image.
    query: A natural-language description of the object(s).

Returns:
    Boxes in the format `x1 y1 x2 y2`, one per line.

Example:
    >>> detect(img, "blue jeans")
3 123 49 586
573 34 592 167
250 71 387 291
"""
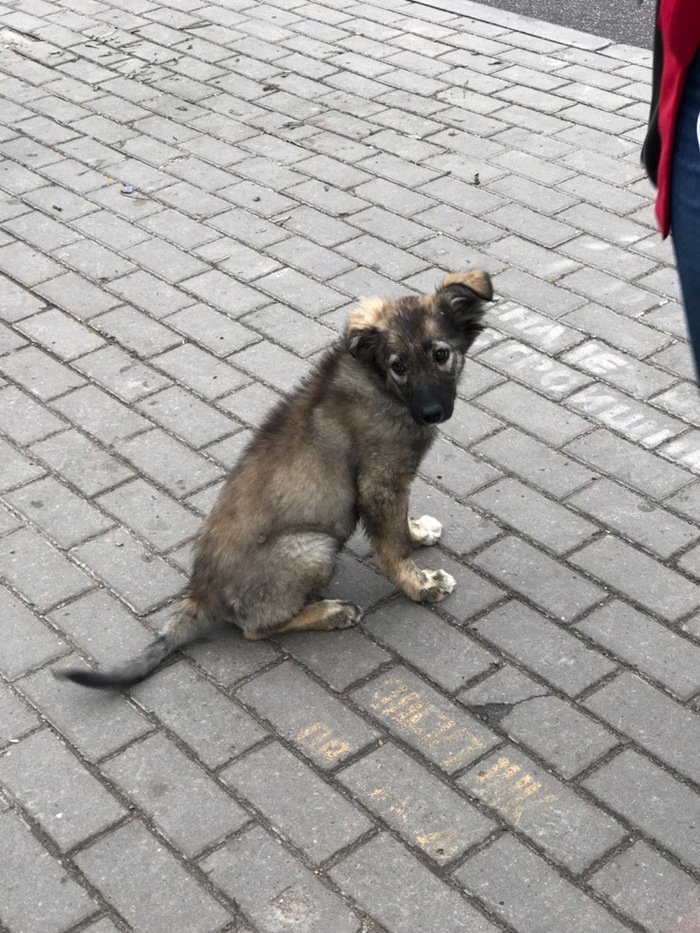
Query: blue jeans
671 48 700 376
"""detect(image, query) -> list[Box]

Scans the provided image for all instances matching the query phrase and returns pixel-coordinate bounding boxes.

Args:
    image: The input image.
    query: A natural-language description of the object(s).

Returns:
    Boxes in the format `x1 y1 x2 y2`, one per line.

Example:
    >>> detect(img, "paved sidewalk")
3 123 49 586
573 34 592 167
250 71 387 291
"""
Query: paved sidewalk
1 0 699 930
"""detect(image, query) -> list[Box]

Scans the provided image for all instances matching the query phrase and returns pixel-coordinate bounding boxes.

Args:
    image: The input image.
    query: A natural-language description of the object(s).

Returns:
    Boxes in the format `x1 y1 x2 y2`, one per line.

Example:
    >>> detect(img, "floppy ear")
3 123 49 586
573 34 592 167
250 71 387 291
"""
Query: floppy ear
345 298 385 363
346 326 381 362
437 270 492 347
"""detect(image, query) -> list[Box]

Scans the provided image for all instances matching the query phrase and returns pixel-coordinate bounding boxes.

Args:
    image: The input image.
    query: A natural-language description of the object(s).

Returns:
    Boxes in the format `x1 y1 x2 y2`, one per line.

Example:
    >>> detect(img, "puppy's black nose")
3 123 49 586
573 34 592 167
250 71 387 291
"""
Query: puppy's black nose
421 404 444 424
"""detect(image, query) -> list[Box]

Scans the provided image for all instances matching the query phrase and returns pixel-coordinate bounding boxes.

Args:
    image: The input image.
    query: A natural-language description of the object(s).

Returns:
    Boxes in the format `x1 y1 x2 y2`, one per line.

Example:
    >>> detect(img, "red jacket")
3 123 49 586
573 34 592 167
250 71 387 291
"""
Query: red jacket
642 0 700 236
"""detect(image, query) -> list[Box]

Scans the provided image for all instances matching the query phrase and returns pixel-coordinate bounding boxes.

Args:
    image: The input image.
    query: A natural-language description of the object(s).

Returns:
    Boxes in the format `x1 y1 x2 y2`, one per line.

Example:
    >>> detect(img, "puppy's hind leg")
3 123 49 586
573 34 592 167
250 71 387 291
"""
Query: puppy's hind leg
240 531 362 641
245 599 363 640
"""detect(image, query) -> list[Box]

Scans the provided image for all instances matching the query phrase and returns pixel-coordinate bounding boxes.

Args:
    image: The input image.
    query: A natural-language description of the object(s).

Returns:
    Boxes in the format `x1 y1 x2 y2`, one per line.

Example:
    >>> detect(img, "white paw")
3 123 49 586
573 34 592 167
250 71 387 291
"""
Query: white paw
411 514 443 546
419 569 456 602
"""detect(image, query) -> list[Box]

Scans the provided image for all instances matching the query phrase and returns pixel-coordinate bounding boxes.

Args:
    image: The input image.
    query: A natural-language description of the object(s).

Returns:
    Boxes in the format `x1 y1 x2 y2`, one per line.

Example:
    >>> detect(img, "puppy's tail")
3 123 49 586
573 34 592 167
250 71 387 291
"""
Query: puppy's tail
53 597 214 690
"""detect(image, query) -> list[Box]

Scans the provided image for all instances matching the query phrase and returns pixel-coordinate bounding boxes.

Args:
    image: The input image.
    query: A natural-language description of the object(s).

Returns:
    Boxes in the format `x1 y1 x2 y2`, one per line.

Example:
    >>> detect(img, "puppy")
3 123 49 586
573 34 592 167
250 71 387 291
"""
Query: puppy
56 270 491 689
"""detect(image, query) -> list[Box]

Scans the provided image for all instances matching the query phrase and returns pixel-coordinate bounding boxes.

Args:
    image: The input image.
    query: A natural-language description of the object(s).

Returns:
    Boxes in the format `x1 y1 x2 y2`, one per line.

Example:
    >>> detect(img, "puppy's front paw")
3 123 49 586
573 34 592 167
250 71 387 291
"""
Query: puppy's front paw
409 514 443 546
417 569 456 603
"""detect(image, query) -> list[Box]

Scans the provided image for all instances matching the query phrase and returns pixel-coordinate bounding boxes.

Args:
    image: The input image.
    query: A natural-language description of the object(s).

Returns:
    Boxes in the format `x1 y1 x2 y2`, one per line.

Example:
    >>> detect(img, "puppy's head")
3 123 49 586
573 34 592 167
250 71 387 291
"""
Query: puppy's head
345 270 492 426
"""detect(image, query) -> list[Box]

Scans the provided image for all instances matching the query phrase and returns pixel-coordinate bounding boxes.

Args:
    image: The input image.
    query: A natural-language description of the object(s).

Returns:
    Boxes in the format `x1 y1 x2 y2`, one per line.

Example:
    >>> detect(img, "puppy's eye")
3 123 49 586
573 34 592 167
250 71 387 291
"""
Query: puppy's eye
433 347 450 364
390 359 407 376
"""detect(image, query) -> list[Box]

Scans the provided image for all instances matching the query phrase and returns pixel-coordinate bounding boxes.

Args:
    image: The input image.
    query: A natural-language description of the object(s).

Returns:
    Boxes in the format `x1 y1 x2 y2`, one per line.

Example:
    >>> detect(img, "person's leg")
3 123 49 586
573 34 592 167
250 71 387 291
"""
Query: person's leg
671 49 700 377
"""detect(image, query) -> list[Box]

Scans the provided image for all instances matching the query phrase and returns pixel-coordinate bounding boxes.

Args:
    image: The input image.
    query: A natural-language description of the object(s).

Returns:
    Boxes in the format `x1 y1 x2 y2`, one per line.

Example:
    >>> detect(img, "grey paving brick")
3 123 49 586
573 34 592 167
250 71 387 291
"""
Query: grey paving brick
97 477 200 552
180 268 267 317
661 429 700 473
92 304 183 358
107 269 194 318
584 749 700 872
473 599 615 693
16 306 105 357
322 549 396 608
363 600 497 691
4 209 82 250
53 238 136 281
499 695 618 778
473 426 596 498
419 434 501 497
153 343 248 399
115 428 223 498
182 621 281 687
568 477 698 558
278 624 391 691
237 661 378 769
72 208 152 250
352 667 499 773
0 525 92 610
570 535 700 621
0 275 46 322
242 303 337 356
0 583 65 679
0 384 66 444
218 381 282 428
459 665 551 708
136 385 236 448
585 672 700 784
72 345 170 403
339 741 495 864
30 428 134 496
567 382 685 448
470 477 596 554
230 339 311 393
165 304 259 357
461 746 624 871
477 382 590 445
49 588 154 671
486 299 583 352
0 680 38 743
409 478 501 557
51 384 150 445
576 600 700 700
0 345 85 401
564 340 676 400
0 810 96 933
75 821 229 933
202 825 360 933
0 728 124 850
589 841 700 933
20 665 151 762
132 660 266 768
71 527 185 614
474 537 606 623
562 303 672 357
102 732 248 858
456 834 629 933
479 340 589 399
4 475 113 548
222 741 371 863
330 833 499 933
565 427 692 499
653 381 700 428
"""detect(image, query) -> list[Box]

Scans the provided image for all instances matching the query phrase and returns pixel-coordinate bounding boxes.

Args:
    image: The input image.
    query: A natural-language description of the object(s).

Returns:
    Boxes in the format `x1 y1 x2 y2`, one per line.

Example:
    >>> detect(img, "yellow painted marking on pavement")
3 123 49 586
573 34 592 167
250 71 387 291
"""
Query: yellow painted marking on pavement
475 756 557 823
296 721 352 761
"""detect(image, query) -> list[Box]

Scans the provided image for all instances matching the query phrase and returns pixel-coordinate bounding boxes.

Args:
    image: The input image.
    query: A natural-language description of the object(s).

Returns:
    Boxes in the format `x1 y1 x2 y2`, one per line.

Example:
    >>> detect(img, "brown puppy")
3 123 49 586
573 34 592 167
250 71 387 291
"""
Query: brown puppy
57 270 492 689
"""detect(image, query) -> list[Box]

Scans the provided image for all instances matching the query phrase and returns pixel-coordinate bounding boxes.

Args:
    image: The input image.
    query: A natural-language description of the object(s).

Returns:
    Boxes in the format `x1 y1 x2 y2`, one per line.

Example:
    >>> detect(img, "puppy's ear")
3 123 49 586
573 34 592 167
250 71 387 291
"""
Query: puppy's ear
437 271 492 347
345 298 385 363
346 326 381 362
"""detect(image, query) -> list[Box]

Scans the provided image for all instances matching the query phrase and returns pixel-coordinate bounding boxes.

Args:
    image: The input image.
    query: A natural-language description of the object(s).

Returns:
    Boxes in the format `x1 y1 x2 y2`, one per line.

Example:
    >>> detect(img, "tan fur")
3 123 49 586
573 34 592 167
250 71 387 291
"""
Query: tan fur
56 271 491 689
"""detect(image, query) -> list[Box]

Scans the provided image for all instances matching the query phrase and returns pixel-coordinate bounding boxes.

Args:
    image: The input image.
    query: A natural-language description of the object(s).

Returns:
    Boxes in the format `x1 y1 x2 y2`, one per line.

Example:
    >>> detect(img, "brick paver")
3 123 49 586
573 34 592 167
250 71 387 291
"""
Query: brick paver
0 0 699 930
